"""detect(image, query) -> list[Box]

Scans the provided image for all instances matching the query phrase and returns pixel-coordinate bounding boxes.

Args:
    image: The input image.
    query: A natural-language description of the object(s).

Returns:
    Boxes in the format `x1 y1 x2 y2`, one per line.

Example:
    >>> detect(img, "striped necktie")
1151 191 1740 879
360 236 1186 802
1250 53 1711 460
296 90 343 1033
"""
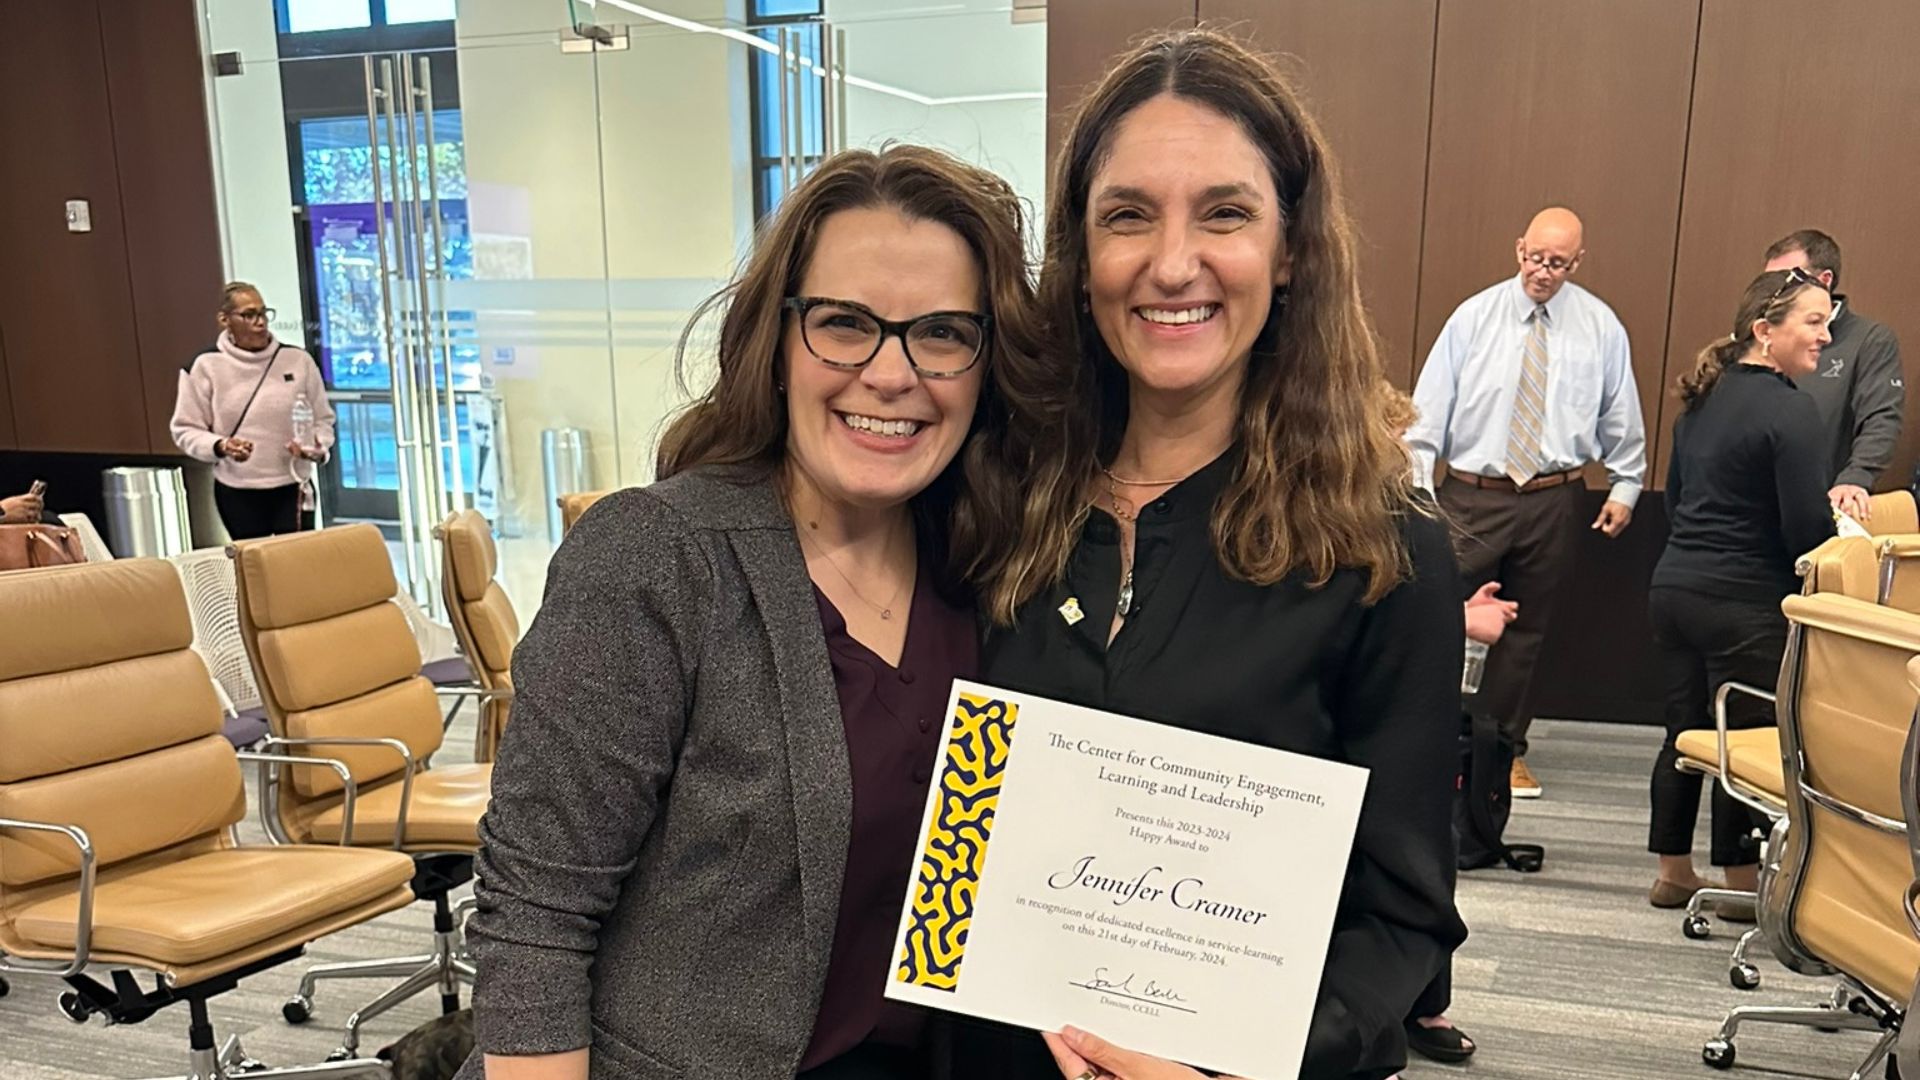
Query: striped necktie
1504 304 1551 487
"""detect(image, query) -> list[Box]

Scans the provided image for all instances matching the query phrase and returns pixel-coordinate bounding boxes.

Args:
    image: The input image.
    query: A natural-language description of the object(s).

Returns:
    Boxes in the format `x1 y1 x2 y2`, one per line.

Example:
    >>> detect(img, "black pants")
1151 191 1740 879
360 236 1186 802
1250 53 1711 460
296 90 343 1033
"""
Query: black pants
1647 585 1780 867
215 482 311 541
1439 475 1583 758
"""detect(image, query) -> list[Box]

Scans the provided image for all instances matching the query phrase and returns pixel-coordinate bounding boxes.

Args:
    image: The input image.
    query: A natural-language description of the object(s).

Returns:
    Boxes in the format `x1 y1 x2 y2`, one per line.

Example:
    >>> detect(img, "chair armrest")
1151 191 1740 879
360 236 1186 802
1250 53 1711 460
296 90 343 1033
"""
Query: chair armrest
261 735 417 851
236 750 358 847
0 817 96 977
1712 681 1779 815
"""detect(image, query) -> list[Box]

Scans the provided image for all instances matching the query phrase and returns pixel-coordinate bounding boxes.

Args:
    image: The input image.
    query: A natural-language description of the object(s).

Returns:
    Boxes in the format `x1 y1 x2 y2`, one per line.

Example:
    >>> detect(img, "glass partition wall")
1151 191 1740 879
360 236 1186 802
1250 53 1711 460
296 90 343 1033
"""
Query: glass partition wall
201 0 1045 620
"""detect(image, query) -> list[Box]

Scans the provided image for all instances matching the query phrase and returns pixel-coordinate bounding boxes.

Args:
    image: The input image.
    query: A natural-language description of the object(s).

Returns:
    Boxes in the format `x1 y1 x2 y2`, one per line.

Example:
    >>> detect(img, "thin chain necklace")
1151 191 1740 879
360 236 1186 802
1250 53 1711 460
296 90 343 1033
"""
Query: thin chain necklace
1101 465 1193 487
1101 462 1196 619
798 522 909 621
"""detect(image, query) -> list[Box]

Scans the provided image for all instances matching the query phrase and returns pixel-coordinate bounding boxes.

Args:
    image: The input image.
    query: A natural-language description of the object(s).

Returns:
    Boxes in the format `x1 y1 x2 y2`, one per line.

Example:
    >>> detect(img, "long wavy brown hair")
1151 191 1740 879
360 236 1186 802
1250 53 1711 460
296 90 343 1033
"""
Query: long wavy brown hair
1678 269 1830 409
960 28 1419 623
657 145 1041 591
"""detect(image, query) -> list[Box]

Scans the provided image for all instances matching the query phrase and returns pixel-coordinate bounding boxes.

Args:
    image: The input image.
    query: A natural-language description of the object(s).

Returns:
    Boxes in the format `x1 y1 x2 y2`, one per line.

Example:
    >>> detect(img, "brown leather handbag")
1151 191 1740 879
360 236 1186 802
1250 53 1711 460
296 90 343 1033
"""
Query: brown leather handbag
0 524 87 571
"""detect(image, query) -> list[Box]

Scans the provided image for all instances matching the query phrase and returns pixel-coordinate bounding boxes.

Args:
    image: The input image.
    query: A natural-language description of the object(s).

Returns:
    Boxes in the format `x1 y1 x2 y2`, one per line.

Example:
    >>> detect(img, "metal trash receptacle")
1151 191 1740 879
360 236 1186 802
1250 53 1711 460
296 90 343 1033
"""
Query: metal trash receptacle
101 466 193 558
542 427 592 544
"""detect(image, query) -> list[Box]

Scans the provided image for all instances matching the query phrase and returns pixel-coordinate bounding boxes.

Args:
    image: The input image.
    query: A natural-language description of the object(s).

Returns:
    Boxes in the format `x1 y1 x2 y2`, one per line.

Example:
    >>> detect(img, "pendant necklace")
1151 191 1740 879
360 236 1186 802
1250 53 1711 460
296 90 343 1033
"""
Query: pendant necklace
799 522 907 621
1101 464 1199 619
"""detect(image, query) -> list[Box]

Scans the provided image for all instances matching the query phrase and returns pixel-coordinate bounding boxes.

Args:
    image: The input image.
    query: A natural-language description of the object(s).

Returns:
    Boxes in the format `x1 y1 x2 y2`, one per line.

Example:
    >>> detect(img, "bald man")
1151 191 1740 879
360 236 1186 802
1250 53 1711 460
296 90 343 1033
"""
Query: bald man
1409 208 1646 799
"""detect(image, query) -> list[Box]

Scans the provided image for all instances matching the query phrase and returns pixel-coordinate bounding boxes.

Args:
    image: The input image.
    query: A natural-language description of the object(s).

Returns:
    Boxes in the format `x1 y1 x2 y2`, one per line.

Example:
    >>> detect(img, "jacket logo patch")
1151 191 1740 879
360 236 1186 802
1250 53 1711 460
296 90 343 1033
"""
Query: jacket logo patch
283 372 297 381
1821 356 1846 378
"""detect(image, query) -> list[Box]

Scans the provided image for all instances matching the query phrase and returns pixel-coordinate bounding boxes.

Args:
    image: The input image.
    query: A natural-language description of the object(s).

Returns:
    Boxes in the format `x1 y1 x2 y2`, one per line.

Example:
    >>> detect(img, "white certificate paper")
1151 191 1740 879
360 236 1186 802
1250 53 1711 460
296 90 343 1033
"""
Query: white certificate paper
885 680 1369 1080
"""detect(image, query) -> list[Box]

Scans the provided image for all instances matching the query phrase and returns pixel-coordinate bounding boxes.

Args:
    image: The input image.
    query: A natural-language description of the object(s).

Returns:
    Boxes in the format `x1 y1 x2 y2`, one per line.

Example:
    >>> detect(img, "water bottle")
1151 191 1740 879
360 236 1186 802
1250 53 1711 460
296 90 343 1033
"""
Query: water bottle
291 393 313 449
1462 638 1489 695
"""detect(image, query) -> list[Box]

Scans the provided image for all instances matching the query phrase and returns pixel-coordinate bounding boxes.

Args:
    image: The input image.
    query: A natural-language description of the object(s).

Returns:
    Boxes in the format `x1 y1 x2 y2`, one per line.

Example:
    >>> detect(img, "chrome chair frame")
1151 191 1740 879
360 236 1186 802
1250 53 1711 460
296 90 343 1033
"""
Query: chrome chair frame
1701 618 1911 1076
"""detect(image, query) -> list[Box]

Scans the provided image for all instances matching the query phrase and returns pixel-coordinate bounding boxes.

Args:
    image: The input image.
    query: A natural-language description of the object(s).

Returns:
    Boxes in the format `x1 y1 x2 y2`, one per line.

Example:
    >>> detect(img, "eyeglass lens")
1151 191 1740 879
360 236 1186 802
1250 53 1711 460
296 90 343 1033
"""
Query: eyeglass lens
801 302 983 375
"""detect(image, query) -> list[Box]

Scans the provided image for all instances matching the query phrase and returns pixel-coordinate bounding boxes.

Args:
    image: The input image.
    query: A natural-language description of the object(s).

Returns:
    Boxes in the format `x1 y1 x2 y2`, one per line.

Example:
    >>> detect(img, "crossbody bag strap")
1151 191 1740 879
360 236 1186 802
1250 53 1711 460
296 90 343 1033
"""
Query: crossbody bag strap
226 344 286 439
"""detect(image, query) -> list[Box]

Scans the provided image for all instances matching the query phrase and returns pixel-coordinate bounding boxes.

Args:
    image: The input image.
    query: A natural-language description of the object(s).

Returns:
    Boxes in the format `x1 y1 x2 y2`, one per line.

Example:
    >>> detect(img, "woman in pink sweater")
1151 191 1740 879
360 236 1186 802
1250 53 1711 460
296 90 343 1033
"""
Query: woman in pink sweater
170 281 335 539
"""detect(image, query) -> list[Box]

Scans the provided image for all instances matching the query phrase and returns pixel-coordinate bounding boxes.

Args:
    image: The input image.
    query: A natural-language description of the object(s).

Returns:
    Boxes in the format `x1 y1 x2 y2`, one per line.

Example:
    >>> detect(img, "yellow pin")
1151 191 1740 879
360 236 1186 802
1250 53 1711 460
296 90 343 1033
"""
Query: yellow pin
1058 596 1085 626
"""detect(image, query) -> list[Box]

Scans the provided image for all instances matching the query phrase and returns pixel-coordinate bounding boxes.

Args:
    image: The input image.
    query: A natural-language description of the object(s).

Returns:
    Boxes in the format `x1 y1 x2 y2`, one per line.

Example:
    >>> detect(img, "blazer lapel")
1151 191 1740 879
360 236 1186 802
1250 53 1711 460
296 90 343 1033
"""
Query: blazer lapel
730 526 852 981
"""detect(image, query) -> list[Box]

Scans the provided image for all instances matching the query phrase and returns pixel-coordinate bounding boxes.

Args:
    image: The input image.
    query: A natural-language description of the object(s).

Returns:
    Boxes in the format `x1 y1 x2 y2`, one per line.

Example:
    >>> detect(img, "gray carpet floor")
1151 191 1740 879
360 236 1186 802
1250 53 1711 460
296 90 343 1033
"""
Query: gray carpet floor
0 717 1900 1078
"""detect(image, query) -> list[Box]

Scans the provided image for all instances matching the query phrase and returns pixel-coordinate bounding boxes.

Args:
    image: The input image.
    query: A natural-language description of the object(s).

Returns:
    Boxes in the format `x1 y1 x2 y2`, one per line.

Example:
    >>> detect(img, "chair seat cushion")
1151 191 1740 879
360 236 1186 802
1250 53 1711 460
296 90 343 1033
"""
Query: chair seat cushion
1675 727 1786 800
12 845 415 966
422 656 476 688
310 763 491 848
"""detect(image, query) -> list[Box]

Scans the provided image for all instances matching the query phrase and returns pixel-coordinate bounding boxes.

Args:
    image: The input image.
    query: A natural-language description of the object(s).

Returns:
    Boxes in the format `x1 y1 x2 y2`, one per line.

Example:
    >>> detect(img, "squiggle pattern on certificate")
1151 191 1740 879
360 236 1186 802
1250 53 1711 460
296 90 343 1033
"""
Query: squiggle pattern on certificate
895 692 1019 991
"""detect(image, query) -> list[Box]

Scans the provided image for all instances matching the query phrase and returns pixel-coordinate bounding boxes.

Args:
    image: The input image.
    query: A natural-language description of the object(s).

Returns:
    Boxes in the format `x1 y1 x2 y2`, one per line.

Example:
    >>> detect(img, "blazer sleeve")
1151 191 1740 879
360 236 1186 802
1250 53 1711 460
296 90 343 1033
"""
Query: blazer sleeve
1836 322 1904 490
1306 513 1469 1080
466 489 715 1056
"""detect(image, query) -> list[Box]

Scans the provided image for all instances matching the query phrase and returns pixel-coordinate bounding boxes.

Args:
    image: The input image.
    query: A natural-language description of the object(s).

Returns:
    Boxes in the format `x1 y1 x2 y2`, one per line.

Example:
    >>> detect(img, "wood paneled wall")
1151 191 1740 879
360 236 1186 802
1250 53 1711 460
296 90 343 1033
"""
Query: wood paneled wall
1045 1 1196 169
0 0 221 456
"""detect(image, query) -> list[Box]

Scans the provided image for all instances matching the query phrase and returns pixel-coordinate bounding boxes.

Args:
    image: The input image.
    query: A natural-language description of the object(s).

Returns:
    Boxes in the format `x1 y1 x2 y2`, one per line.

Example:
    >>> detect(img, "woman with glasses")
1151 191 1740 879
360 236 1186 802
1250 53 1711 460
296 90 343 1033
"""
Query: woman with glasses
458 145 1041 1080
953 28 1465 1080
1645 268 1835 913
169 281 332 539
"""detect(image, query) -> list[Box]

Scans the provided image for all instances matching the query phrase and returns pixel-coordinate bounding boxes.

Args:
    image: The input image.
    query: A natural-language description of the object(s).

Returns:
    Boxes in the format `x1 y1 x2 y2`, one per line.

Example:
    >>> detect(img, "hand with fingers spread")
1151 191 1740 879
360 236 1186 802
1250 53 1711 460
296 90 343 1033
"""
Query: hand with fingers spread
1464 581 1519 645
1043 1026 1251 1080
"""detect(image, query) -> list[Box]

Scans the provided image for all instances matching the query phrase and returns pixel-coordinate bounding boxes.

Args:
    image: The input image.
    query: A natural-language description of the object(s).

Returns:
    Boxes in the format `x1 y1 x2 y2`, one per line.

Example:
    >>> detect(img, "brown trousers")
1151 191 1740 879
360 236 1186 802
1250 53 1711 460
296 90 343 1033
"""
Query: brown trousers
1439 474 1584 758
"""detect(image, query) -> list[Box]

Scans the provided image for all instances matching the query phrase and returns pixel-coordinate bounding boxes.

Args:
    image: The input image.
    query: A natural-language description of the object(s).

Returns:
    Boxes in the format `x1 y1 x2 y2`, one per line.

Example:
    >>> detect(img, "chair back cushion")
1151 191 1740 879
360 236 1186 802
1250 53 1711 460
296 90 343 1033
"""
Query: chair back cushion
1877 536 1920 614
440 511 518 683
233 525 442 799
1800 535 1879 601
0 561 240 887
558 490 612 536
1869 491 1920 537
1779 593 1920 998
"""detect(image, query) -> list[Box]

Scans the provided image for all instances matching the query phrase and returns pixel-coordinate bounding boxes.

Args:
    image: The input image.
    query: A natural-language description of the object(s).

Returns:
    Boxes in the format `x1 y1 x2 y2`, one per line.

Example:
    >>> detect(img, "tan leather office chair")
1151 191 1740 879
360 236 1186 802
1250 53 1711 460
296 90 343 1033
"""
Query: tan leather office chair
0 559 415 1080
557 489 612 535
1702 592 1920 1075
1800 533 1880 600
1868 491 1919 537
231 523 490 1060
1876 535 1920 614
435 510 516 763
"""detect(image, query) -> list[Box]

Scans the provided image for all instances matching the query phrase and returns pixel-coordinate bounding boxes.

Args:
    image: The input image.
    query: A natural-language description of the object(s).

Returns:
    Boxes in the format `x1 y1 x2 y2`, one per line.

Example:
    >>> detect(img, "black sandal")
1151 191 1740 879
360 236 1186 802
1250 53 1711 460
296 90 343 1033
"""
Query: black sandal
1406 1018 1477 1063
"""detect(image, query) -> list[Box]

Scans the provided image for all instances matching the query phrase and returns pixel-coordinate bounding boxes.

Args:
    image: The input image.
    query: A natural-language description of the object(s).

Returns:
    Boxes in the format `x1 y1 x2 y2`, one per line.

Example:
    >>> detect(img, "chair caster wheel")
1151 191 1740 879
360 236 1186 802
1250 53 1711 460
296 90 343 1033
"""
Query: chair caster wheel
0 975 10 998
1730 963 1762 990
326 1048 355 1063
282 996 312 1025
1683 914 1713 940
1703 1039 1735 1069
58 990 92 1025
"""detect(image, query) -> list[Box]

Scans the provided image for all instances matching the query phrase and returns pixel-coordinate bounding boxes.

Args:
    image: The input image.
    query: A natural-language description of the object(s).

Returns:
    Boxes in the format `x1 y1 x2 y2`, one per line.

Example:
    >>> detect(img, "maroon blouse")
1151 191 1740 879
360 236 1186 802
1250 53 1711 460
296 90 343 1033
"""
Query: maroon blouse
796 567 979 1072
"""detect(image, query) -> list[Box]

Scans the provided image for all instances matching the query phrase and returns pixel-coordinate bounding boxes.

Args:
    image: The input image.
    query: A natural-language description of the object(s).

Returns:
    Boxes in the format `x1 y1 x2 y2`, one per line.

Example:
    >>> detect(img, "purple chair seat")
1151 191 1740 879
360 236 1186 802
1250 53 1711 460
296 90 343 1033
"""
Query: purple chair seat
422 655 477 688
224 706 270 750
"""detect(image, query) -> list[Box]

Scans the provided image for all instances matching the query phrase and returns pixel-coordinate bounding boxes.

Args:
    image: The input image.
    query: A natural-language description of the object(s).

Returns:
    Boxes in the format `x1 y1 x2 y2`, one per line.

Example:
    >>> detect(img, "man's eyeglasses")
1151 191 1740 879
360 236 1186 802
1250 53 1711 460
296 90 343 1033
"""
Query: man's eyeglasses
1521 251 1576 274
1766 265 1826 307
784 297 989 378
227 307 276 325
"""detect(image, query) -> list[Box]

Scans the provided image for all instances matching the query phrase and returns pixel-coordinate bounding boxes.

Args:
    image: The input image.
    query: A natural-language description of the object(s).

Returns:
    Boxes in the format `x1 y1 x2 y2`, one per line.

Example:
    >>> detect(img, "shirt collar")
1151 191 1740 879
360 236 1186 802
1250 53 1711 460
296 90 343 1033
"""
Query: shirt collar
1509 273 1573 325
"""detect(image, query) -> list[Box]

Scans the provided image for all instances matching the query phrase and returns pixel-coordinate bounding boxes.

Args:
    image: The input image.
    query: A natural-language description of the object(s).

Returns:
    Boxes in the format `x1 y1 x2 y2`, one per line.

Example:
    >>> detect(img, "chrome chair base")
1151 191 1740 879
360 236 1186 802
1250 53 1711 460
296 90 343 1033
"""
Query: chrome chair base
286 923 474 1059
153 1034 391 1079
1702 979 1901 1077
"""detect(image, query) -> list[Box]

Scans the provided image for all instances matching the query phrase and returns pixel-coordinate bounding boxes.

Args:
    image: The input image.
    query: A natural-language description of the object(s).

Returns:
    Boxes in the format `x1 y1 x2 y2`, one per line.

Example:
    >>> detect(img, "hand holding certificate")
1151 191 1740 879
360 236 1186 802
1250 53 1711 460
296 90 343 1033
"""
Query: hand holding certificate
886 681 1370 1080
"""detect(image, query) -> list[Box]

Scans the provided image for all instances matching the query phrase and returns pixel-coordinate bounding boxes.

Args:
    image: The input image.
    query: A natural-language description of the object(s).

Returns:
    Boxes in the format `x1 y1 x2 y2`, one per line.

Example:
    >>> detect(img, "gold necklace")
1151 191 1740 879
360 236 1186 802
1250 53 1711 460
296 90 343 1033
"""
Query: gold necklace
799 525 909 621
1104 472 1138 616
1101 465 1195 487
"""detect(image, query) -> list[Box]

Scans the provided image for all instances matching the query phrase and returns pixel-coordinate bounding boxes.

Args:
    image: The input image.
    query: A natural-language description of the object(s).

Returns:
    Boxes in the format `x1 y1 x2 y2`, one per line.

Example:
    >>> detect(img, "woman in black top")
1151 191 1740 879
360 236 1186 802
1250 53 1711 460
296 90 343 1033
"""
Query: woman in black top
950 30 1466 1080
1646 268 1835 911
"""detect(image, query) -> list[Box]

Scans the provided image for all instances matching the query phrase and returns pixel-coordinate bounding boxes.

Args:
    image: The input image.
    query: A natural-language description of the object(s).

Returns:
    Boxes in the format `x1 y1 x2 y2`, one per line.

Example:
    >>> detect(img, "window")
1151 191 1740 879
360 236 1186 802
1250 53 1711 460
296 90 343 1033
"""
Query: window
748 1 827 220
281 0 372 33
385 0 457 24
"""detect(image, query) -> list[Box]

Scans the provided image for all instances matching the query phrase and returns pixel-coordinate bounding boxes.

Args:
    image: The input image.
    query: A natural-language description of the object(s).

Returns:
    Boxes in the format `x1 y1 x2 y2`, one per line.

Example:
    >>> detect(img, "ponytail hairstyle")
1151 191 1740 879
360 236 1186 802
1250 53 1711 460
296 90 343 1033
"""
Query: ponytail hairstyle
1678 267 1829 409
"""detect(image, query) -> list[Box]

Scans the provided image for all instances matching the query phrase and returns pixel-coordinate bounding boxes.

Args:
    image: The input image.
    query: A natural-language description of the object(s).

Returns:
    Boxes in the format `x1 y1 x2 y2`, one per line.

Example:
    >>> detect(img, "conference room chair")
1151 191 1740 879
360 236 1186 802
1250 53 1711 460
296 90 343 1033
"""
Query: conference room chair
1672 535 1878 975
436 510 517 763
1700 590 1920 1076
0 559 416 1079
557 489 613 536
231 523 491 1061
1868 490 1920 537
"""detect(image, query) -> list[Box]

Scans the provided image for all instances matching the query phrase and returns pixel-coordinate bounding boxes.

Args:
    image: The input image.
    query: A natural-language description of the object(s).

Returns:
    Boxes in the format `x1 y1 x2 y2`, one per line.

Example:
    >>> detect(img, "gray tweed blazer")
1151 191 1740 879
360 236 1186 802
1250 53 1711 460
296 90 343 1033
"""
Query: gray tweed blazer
454 466 856 1079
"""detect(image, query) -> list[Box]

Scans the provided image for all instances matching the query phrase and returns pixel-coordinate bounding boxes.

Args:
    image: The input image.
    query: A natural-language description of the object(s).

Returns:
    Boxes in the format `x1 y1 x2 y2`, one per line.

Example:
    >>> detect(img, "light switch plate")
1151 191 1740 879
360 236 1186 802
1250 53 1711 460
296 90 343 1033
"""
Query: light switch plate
65 200 92 232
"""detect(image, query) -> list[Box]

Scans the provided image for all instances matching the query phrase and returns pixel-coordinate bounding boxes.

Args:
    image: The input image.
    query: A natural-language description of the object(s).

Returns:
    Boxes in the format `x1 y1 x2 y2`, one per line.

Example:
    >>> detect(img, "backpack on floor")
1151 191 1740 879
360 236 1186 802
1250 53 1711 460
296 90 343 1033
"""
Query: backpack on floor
1454 709 1545 873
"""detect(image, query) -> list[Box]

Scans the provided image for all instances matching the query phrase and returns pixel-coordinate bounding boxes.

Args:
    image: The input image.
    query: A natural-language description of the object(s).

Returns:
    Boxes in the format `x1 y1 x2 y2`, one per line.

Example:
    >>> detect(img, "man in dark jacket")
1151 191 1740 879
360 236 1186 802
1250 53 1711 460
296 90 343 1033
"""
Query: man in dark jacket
1762 230 1905 519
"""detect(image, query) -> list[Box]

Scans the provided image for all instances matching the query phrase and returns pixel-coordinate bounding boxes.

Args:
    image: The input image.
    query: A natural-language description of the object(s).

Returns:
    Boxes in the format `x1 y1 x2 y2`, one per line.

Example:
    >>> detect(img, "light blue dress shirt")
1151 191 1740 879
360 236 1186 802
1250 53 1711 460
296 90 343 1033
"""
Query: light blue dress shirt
1409 274 1647 507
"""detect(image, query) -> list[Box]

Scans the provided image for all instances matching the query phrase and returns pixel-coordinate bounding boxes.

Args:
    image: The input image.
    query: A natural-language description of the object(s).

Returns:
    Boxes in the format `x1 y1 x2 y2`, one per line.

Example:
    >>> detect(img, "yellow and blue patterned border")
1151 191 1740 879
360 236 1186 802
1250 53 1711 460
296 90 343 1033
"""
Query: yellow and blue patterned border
894 692 1020 991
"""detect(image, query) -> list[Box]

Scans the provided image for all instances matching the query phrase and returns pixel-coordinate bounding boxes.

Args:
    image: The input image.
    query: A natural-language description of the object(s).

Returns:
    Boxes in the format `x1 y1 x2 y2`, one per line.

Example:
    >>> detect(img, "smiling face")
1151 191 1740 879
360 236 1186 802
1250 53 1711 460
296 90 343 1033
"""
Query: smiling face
1757 286 1834 379
1083 94 1291 406
782 205 986 516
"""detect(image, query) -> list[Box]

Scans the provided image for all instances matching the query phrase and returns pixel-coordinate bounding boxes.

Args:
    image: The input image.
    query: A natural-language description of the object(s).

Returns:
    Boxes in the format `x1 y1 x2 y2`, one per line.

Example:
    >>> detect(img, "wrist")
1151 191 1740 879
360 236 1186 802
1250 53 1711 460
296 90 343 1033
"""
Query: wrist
213 439 228 459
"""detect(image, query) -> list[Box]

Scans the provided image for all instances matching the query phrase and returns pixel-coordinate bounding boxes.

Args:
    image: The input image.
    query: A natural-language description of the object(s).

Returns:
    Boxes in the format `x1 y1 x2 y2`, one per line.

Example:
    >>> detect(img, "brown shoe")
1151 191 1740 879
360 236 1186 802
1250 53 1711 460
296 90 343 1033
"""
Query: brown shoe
1716 895 1757 923
1649 877 1726 909
1510 757 1542 799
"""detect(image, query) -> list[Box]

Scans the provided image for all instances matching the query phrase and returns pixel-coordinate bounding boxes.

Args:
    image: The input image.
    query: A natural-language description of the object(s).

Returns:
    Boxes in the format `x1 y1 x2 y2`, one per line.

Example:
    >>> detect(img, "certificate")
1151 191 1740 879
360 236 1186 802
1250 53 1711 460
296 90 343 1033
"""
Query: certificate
885 680 1369 1080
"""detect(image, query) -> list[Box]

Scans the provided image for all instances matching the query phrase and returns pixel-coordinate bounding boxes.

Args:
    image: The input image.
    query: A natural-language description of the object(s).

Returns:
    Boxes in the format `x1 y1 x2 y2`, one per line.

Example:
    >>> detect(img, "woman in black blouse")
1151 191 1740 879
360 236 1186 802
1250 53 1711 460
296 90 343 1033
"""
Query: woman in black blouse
1646 268 1835 912
950 30 1466 1080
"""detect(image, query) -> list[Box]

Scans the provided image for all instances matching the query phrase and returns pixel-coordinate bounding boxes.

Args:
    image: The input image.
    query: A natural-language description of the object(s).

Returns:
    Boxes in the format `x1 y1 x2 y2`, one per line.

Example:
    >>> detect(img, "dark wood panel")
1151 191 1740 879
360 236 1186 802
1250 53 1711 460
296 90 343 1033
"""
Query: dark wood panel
100 0 224 455
0 0 149 454
1663 0 1920 492
1198 0 1437 388
0 322 16 448
1046 0 1196 172
1415 0 1700 488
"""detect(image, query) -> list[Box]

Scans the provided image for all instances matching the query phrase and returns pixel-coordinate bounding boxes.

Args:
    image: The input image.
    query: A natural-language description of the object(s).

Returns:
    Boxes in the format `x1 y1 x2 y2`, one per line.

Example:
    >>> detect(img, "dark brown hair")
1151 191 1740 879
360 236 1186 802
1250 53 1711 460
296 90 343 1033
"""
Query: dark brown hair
1679 269 1831 408
960 28 1418 622
1764 229 1842 289
657 145 1041 589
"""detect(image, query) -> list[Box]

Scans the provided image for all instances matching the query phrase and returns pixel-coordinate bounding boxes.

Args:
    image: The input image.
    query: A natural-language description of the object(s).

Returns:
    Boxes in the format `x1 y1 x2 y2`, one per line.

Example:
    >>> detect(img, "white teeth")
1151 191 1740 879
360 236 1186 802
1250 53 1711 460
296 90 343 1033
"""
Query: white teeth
840 413 924 437
1138 305 1219 326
